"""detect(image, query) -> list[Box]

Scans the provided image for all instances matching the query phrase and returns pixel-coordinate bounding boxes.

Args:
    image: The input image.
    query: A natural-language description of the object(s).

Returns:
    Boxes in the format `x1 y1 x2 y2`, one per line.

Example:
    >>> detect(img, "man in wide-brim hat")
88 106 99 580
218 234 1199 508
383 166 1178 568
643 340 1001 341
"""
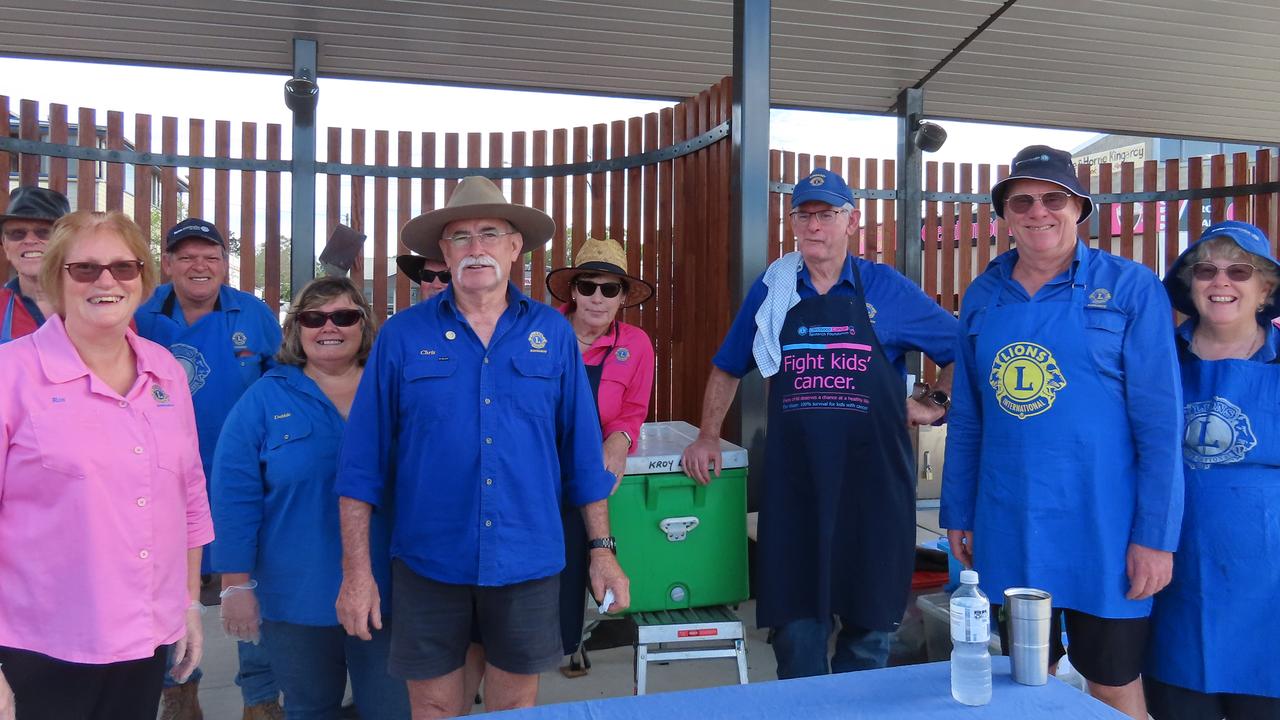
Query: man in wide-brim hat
0 186 70 343
336 176 631 716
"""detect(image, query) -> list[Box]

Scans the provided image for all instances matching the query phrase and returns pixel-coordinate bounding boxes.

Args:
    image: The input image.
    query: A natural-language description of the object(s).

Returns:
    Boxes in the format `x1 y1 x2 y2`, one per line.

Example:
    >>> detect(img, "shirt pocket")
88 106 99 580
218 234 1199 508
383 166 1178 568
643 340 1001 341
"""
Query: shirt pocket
262 415 315 484
29 406 103 479
403 357 458 422
1083 307 1127 382
511 354 564 419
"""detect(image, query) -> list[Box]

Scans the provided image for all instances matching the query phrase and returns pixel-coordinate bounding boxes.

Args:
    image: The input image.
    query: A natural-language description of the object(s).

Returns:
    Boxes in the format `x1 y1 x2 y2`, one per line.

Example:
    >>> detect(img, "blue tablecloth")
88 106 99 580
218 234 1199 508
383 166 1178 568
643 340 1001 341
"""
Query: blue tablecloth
482 657 1125 719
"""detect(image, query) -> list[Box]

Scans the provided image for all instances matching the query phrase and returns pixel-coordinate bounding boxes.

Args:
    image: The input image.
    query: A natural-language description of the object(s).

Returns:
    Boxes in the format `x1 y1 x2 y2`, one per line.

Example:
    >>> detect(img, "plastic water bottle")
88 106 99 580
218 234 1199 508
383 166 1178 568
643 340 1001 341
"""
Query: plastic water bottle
950 569 992 705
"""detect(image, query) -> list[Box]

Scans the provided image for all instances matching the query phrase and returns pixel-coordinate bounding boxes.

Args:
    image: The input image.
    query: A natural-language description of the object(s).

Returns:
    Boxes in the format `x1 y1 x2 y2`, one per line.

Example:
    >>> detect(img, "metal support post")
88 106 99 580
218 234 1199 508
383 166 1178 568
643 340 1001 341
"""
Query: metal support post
288 38 319 298
731 0 771 509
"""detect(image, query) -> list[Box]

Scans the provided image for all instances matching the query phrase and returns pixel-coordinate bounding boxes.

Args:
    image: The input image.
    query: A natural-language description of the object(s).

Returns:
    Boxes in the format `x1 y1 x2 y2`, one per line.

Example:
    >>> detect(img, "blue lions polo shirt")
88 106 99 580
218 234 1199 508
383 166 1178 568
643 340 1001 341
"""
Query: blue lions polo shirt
336 284 614 587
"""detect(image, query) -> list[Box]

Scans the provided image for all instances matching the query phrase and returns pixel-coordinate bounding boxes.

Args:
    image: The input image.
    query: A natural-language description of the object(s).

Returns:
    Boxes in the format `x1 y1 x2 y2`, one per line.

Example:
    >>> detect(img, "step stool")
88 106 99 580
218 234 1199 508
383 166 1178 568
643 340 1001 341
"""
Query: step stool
632 605 748 695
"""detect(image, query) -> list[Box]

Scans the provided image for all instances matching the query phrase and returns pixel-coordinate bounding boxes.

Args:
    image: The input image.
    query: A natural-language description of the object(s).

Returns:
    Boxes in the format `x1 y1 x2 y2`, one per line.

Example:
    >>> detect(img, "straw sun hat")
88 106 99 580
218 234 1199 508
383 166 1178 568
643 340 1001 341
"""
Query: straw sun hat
546 237 654 308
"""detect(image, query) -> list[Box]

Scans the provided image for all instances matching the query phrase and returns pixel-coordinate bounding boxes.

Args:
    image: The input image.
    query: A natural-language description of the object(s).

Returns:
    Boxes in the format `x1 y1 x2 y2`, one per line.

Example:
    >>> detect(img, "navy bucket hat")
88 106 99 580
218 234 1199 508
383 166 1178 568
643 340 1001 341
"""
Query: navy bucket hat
991 145 1093 224
1164 220 1280 320
792 168 856 209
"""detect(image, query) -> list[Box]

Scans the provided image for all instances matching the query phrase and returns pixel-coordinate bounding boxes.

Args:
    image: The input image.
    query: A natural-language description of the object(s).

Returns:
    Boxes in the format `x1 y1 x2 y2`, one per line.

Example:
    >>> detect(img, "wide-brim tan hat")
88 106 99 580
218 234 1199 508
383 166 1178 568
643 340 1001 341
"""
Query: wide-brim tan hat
546 237 654 308
400 176 555 260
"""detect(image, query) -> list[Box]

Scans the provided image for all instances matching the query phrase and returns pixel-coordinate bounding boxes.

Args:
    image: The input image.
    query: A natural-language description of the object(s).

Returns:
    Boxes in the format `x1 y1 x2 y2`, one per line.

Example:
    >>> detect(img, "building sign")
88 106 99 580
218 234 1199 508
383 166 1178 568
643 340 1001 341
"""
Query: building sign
1075 143 1147 168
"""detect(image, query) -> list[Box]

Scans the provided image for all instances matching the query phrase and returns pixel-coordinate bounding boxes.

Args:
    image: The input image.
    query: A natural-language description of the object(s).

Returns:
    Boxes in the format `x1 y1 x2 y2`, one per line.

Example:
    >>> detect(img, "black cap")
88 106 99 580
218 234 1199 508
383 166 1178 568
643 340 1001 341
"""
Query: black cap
0 186 71 226
165 218 226 251
991 145 1094 224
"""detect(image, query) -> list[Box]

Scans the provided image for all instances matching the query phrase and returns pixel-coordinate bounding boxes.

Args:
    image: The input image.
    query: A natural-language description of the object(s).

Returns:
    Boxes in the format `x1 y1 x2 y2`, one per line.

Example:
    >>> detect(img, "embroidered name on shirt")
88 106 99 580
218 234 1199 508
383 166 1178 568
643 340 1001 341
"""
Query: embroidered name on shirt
273 412 292 420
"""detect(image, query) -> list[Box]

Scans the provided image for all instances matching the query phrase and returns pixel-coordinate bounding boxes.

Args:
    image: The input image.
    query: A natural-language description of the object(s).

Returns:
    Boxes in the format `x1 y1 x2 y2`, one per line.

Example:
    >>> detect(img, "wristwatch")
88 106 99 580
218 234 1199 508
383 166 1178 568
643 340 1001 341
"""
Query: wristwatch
588 536 618 554
926 389 951 411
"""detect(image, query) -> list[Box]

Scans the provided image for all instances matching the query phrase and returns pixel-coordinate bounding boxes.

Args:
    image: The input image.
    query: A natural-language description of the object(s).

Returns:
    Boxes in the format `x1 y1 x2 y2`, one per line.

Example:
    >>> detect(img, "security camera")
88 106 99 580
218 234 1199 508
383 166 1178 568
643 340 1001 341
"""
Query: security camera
284 75 319 119
914 121 947 153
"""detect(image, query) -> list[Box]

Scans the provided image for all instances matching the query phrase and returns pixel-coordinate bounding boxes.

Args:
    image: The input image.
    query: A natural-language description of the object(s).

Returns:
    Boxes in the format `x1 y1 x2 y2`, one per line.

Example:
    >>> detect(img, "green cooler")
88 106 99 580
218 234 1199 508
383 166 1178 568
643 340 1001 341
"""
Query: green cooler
609 421 749 613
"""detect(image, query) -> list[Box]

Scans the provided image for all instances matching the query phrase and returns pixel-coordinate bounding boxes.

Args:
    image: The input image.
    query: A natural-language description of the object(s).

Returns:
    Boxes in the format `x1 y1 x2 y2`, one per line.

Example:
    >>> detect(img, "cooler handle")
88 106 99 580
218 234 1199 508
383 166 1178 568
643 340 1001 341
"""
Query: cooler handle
644 474 707 510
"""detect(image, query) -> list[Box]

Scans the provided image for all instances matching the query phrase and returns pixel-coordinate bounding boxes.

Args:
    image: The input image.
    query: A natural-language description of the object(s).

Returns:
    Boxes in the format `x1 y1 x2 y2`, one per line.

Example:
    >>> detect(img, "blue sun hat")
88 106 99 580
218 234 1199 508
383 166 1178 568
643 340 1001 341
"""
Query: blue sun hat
990 145 1093 224
1163 220 1280 319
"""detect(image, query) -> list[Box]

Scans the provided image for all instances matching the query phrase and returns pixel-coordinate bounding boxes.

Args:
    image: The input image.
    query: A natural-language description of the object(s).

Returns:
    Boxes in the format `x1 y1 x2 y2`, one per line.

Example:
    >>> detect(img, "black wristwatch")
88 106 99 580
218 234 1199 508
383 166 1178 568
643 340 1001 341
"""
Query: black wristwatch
588 536 617 554
926 389 951 411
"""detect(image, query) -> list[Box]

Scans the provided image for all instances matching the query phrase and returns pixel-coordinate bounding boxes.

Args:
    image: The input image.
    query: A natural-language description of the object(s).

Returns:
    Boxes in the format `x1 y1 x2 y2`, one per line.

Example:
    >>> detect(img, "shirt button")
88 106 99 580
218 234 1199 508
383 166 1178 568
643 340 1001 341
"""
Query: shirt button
139 550 150 559
137 497 148 507
485 437 493 445
485 478 493 486
283 434 290 440
483 357 490 364
484 520 493 528
484 398 491 405
118 400 128 408
133 446 144 454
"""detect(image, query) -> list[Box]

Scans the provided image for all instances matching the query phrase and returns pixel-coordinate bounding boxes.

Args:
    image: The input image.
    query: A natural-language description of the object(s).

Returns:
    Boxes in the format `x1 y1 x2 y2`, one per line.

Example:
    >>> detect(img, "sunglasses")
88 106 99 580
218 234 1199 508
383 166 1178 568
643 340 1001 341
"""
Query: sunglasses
1191 262 1257 282
64 261 145 283
574 279 624 299
421 269 451 284
4 227 51 242
296 309 365 328
1005 191 1073 214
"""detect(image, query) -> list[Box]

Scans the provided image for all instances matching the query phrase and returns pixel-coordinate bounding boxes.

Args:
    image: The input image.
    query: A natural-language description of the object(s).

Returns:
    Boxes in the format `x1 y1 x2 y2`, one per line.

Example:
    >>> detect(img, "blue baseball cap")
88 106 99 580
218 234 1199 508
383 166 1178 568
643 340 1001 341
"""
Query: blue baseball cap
1164 220 1280 320
792 168 856 209
991 145 1093 224
165 217 226 251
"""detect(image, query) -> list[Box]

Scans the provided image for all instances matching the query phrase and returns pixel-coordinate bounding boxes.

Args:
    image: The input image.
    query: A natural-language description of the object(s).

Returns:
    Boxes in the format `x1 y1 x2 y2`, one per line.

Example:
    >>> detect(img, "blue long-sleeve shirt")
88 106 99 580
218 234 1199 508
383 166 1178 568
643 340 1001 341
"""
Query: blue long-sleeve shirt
209 364 393 626
335 284 614 587
712 253 957 378
940 241 1184 552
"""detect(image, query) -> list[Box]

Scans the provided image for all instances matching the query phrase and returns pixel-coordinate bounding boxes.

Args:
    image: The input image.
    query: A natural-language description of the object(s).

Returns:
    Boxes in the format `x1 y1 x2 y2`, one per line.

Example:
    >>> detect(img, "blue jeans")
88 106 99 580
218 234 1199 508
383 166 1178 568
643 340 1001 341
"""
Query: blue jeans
772 617 890 679
162 644 203 689
236 640 280 706
261 620 409 720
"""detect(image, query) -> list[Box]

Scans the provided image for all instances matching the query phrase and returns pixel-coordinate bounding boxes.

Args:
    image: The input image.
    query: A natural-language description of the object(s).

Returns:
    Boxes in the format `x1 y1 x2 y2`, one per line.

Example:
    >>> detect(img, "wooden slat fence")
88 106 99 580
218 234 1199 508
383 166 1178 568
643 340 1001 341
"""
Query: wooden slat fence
4 85 1279 428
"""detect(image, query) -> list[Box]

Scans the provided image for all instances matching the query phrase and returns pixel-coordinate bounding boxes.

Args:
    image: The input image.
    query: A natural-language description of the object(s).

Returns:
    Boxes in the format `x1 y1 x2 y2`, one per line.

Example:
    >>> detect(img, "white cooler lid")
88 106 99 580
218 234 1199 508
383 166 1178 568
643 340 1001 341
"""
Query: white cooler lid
624 420 748 475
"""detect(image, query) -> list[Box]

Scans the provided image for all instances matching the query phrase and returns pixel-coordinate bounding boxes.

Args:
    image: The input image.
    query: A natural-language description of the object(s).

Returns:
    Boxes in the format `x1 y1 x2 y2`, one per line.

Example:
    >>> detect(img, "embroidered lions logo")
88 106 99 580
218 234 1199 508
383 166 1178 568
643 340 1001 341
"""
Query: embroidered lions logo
806 173 825 186
231 331 248 349
528 331 547 350
170 343 211 395
989 342 1067 419
865 303 878 323
1088 288 1112 307
615 347 630 362
1183 396 1256 469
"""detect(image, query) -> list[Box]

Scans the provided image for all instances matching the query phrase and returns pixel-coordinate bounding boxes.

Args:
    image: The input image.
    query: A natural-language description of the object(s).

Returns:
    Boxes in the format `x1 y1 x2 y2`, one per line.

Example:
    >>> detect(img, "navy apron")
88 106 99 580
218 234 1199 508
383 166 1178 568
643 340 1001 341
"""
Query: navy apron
969 264 1146 618
558 328 612 655
755 265 915 632
1147 342 1280 698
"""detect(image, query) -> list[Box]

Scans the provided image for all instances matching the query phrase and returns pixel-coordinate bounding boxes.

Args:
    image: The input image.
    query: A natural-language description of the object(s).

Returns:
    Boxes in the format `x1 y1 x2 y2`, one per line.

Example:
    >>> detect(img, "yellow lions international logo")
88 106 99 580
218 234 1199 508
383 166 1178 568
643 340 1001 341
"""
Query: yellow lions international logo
989 342 1067 419
865 302 877 323
807 173 825 186
1088 288 1112 307
528 331 548 350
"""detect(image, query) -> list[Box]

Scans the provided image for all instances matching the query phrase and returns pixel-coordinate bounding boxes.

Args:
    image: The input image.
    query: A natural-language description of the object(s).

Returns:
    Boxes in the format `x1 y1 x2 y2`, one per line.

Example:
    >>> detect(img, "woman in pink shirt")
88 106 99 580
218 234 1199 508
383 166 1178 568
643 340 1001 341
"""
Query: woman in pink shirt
548 237 655 669
0 210 213 720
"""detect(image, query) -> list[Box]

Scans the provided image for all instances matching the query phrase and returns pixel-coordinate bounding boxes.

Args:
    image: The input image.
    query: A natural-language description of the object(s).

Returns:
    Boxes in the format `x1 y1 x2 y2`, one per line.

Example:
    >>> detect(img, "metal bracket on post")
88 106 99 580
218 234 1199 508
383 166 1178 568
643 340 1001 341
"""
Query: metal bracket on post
288 38 319 300
896 87 925 381
731 0 771 512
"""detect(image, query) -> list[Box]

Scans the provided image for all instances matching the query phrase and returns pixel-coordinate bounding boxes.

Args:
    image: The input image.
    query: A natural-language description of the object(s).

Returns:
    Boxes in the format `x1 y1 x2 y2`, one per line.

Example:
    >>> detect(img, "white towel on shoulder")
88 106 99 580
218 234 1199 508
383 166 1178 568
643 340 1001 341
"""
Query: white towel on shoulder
752 252 804 378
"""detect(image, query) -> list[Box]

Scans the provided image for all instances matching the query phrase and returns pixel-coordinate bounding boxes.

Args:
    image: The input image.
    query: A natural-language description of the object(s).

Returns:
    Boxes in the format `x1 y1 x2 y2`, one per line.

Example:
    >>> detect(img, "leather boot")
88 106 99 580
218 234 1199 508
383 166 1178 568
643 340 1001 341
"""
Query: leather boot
242 700 285 720
158 680 204 720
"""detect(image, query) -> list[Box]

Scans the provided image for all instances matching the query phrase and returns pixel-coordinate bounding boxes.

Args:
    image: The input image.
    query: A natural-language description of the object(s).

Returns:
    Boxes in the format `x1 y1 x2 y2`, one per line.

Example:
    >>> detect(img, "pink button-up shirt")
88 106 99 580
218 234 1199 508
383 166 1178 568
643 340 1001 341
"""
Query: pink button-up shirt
576 318 655 451
0 315 214 664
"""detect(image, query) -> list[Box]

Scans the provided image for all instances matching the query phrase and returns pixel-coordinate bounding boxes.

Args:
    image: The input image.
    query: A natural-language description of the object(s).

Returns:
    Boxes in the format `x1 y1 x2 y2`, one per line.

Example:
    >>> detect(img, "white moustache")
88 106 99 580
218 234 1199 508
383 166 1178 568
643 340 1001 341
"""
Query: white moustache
459 255 499 269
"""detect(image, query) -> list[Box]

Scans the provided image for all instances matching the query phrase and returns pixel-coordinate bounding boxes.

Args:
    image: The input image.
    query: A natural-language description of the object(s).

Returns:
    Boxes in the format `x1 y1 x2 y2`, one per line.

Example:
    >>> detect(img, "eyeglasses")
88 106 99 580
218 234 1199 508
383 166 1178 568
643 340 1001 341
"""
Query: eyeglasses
444 230 518 248
574 279 624 299
1191 262 1257 282
295 309 365 328
3 227 51 242
63 261 144 283
788 209 847 225
421 269 451 284
1005 191 1073 214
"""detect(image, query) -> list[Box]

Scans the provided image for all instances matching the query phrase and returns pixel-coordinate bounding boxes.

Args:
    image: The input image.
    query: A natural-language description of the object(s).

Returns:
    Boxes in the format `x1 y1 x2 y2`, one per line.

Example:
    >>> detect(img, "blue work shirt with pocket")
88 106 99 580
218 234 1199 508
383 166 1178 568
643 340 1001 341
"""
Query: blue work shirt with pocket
209 364 393 625
336 283 614 587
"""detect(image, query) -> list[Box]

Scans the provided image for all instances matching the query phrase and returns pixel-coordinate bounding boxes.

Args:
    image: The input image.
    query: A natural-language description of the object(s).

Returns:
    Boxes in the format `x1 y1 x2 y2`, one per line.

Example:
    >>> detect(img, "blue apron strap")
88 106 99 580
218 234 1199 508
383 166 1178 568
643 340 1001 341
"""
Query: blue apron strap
1 293 15 344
